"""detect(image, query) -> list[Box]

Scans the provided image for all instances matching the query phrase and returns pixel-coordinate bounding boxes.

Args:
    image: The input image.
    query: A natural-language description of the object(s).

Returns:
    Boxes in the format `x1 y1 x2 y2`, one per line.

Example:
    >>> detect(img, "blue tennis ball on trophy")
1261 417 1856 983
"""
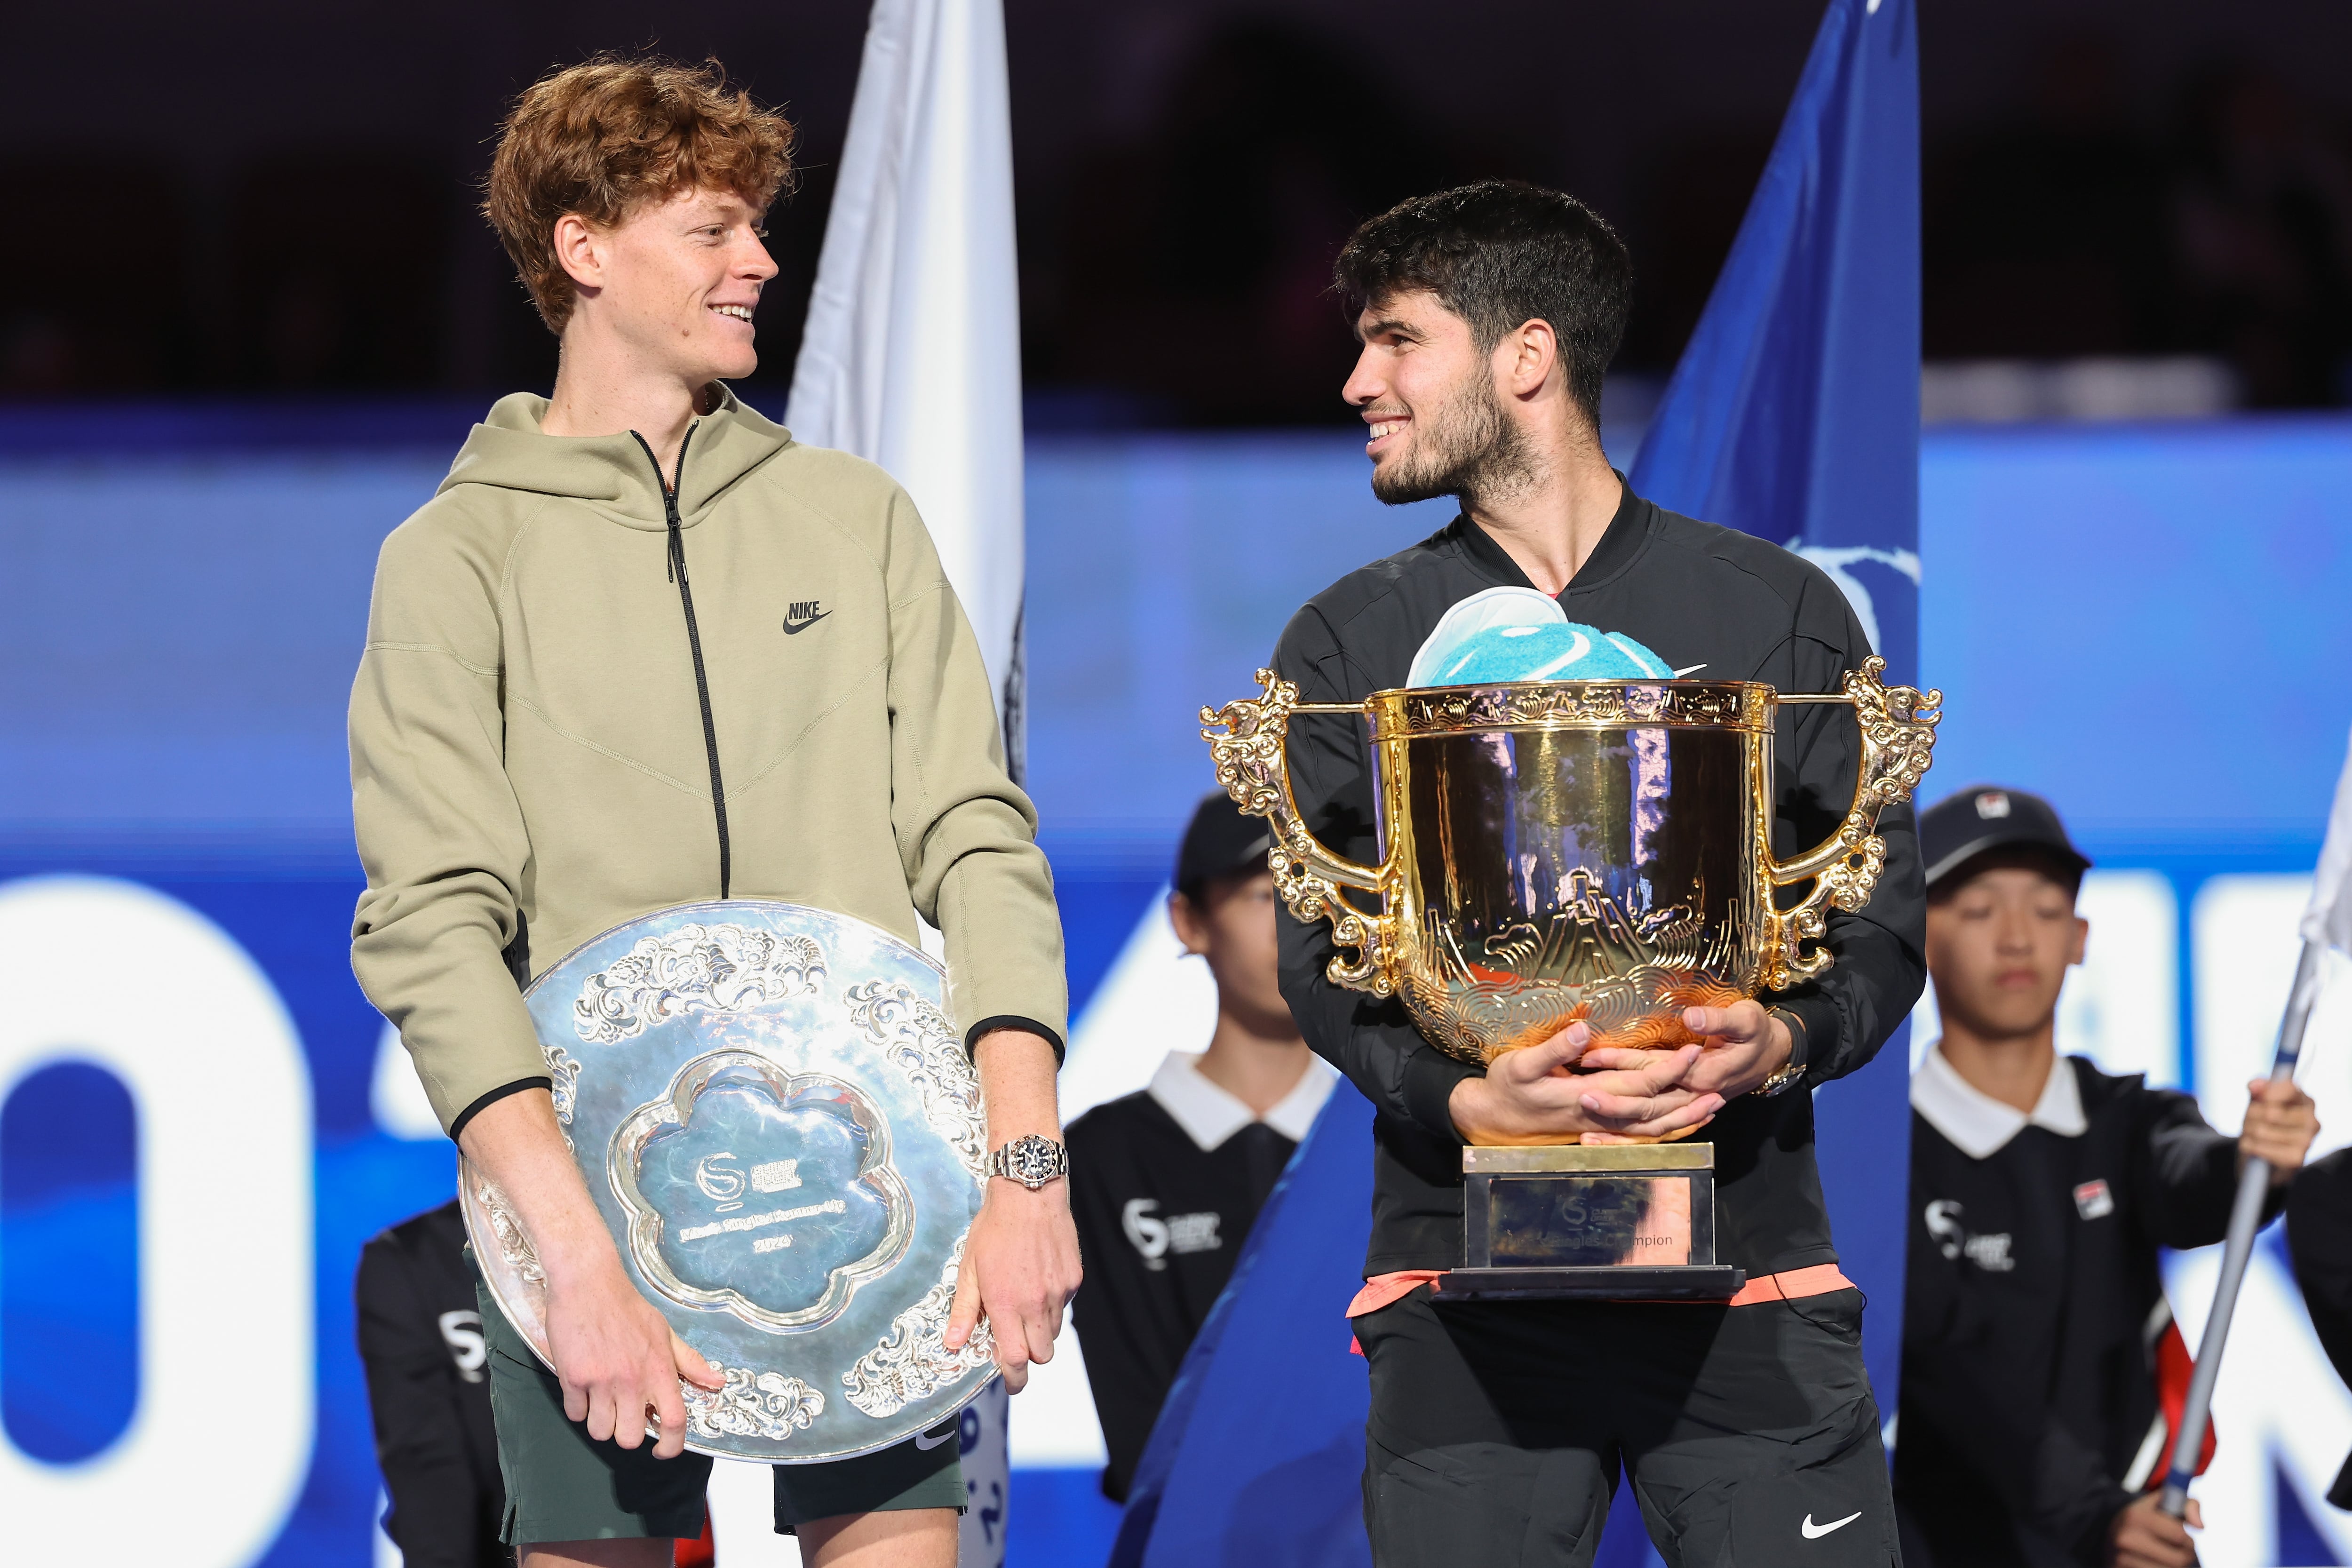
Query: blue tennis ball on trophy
1427 621 1674 685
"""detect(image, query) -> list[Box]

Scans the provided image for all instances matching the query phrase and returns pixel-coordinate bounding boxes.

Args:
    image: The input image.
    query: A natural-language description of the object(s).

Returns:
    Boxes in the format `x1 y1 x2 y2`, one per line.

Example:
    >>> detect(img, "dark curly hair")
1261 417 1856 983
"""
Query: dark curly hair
485 53 797 333
1333 181 1632 424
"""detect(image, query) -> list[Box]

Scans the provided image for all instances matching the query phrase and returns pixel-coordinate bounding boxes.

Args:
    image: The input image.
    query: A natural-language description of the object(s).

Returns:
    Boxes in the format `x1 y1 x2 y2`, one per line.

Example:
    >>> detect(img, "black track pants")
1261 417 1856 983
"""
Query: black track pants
1356 1287 1899 1568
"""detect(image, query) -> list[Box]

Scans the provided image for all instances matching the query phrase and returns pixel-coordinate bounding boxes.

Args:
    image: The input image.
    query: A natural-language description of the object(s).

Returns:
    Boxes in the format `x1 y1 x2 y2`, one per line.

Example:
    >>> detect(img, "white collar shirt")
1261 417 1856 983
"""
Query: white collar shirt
1146 1050 1339 1154
1911 1042 2089 1160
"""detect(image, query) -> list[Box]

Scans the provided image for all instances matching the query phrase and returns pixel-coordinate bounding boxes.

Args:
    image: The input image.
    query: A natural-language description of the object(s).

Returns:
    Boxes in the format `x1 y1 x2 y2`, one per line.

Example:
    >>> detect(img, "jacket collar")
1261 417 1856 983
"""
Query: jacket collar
1147 1050 1338 1152
1912 1043 2089 1159
1450 473 1653 598
436 384 794 532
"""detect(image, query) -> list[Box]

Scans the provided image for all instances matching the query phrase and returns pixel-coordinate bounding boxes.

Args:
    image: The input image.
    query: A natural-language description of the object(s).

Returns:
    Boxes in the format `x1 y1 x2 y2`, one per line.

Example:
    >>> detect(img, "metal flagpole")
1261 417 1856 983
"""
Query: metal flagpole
2161 725 2352 1516
2157 939 2326 1518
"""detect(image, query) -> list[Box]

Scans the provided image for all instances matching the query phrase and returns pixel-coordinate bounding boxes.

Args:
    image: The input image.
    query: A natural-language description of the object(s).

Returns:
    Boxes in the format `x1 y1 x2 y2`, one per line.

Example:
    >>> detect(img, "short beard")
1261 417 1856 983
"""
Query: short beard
1369 369 1540 509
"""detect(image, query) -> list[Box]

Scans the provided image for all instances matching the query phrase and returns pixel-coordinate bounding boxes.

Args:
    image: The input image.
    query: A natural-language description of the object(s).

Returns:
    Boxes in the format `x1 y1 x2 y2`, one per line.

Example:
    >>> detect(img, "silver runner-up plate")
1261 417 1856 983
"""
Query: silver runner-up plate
460 900 999 1462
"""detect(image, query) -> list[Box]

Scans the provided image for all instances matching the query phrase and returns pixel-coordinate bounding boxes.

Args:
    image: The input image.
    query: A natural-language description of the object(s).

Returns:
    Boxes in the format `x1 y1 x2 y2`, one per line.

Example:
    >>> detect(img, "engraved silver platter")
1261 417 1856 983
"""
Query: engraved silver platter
461 900 999 1462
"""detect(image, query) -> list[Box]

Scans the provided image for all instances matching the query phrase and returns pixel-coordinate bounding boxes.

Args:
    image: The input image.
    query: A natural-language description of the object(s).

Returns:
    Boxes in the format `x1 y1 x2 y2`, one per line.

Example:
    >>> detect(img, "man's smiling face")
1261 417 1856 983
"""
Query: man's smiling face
1342 289 1525 506
590 184 778 384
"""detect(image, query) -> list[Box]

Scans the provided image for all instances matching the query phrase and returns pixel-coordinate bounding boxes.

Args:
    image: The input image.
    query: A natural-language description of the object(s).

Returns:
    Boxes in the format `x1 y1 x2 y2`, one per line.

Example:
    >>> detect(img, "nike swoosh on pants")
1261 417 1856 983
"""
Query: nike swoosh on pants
1800 1511 1862 1539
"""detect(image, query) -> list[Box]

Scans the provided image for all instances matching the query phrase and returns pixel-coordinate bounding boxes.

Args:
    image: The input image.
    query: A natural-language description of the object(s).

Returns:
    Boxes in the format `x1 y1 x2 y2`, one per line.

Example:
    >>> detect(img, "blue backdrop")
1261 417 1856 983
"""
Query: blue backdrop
4 400 2352 1564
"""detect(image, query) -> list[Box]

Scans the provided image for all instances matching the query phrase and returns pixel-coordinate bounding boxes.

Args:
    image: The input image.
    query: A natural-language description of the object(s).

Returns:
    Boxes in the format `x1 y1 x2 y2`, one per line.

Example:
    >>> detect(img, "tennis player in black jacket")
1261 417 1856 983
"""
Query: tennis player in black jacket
1894 787 2319 1568
1282 182 1924 1568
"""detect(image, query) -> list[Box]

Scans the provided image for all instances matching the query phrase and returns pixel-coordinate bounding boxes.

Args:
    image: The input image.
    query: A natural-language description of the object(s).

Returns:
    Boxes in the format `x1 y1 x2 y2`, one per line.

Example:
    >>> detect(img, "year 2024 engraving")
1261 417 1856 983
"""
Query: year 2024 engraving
675 1198 849 1244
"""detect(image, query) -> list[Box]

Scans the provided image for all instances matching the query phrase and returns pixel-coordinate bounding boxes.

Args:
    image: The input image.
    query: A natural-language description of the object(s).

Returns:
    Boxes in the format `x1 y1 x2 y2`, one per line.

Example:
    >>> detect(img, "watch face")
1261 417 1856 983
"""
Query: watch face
1005 1135 1062 1187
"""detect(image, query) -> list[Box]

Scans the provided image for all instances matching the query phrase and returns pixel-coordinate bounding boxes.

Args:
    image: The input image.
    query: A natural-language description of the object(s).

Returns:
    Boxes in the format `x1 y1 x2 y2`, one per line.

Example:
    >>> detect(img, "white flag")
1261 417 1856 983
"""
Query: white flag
2307 726 2352 957
784 3 1022 1562
787 0 1026 764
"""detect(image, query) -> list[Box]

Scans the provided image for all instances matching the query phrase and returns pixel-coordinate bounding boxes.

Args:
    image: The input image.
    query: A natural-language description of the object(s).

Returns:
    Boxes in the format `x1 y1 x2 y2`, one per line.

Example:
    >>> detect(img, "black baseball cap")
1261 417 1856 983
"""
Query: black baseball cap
1919 784 2092 891
1175 792 1275 899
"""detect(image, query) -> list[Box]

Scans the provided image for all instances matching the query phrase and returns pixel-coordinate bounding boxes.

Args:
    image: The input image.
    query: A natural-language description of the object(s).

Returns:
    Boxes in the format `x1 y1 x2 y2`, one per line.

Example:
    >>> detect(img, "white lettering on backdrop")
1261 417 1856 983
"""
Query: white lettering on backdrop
0 876 313 1565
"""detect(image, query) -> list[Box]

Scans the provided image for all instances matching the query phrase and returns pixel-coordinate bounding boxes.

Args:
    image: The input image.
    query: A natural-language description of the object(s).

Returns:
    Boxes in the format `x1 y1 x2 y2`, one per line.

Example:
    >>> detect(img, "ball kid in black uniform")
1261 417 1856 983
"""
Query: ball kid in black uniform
1283 181 1925 1568
1066 793 1337 1500
357 1201 511 1568
1895 787 2319 1568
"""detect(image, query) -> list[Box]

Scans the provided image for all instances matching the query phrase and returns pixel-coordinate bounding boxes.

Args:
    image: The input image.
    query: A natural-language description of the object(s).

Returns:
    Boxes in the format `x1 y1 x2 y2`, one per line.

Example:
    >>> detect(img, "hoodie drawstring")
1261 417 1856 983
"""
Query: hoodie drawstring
630 425 731 900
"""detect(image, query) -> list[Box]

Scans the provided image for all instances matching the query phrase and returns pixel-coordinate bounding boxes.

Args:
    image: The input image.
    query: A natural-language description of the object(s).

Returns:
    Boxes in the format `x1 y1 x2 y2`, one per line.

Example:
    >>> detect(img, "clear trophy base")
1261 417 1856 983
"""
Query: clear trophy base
1431 1143 1746 1303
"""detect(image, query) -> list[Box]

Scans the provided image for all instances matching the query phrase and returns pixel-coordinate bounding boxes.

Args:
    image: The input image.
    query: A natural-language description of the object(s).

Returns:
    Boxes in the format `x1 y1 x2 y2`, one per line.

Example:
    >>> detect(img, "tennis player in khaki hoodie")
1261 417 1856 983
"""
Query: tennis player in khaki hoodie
349 57 1078 1568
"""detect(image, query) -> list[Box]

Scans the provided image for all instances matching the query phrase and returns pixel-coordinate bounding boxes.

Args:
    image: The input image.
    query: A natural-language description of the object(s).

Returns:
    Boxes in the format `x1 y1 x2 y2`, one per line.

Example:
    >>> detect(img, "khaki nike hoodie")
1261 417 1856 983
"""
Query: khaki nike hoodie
350 389 1066 1134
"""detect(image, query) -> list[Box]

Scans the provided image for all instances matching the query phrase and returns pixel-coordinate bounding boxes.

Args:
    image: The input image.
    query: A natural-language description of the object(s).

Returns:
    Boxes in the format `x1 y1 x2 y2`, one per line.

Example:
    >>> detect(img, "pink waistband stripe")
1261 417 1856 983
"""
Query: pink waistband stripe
1343 1262 1857 1321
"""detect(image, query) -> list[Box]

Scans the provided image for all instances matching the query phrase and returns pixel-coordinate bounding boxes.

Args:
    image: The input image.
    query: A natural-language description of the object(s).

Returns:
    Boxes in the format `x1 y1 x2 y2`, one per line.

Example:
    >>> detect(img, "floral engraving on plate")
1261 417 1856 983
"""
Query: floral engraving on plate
544 1045 583 1127
575 925 825 1044
843 981 986 1173
842 1238 995 1418
475 1174 545 1284
684 1366 825 1442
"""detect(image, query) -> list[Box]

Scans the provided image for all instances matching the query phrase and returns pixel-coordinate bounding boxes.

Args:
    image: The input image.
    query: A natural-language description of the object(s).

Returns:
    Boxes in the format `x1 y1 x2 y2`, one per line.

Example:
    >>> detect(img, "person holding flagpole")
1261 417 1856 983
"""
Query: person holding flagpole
1274 180 1924 1566
349 54 1079 1568
1895 785 2318 1568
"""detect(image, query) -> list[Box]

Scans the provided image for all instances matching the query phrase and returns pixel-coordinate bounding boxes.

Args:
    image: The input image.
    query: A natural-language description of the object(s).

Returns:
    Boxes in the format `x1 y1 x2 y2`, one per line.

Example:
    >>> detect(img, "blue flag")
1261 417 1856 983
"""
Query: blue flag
1626 0 1920 1417
1116 2 1919 1561
1112 1083 1378 1568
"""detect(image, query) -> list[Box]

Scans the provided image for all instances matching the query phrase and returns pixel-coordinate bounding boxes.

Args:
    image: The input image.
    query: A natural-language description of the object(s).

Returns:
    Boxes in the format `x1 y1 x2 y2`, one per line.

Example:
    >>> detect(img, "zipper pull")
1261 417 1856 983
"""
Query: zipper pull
631 424 696 582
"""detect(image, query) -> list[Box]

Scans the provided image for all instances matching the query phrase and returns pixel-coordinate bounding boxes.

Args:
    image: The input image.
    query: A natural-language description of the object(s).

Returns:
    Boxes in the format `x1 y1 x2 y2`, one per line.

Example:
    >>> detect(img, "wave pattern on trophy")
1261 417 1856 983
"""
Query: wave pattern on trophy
1414 866 1754 1063
573 924 827 1044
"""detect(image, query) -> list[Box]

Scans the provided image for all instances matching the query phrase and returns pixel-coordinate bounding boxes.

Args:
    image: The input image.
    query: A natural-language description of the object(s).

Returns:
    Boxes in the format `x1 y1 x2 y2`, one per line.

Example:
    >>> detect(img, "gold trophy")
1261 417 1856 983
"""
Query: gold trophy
1201 658 1939 1299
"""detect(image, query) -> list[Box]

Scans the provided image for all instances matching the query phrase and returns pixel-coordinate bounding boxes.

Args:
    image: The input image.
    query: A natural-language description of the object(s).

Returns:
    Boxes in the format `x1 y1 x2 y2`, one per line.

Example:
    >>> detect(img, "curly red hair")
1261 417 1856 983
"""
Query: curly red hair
485 54 796 333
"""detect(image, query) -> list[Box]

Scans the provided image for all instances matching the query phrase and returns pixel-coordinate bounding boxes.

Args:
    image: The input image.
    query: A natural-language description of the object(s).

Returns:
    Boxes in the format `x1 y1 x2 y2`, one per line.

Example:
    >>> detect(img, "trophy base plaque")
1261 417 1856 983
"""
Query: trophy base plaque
1430 1265 1746 1302
1433 1143 1745 1303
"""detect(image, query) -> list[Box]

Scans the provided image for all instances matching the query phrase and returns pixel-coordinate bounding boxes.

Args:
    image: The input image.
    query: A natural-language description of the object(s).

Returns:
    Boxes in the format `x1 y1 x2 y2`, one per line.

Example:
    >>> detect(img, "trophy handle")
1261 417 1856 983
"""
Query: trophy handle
1201 669 1398 997
1761 657 1942 991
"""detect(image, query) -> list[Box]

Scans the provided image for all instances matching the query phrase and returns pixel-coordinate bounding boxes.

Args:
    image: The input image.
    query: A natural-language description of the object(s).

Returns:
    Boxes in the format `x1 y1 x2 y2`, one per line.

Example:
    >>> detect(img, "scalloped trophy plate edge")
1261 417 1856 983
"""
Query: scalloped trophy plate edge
459 899 999 1462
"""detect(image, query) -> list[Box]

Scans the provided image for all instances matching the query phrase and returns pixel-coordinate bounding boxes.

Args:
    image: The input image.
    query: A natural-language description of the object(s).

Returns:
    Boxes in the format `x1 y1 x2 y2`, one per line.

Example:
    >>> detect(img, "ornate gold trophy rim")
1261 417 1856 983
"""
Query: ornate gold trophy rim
1199 660 1942 1081
1364 677 1777 737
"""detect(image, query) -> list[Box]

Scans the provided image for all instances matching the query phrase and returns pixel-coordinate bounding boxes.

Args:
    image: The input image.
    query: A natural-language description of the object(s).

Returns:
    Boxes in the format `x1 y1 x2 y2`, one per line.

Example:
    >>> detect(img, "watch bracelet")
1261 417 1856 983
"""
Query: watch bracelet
1751 1006 1810 1097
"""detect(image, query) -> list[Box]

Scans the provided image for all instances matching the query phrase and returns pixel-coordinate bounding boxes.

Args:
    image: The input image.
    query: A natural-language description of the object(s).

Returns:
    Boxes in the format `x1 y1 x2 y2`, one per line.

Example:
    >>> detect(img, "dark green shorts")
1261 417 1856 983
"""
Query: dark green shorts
477 1281 965 1544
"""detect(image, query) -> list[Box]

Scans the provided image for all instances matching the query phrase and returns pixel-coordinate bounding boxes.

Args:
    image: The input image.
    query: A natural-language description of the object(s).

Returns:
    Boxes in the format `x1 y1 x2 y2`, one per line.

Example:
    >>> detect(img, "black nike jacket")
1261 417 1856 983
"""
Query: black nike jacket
1270 478 1927 1278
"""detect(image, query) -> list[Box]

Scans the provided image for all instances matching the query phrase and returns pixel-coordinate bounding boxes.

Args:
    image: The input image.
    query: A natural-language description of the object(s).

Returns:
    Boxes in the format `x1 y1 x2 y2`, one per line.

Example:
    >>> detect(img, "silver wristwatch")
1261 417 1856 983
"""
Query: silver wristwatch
985 1133 1069 1190
1751 1007 1808 1098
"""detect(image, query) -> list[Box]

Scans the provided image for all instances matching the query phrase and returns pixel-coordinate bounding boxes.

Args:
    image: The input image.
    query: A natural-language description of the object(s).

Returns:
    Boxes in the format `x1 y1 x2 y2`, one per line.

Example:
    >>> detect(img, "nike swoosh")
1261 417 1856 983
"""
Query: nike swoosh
782 612 830 635
1801 1511 1862 1539
914 1425 956 1451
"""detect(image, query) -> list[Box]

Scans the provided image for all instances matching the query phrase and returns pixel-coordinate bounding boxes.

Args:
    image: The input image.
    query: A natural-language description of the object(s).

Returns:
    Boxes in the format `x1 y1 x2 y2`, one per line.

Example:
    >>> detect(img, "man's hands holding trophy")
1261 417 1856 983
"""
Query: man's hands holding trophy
1447 1001 1796 1146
